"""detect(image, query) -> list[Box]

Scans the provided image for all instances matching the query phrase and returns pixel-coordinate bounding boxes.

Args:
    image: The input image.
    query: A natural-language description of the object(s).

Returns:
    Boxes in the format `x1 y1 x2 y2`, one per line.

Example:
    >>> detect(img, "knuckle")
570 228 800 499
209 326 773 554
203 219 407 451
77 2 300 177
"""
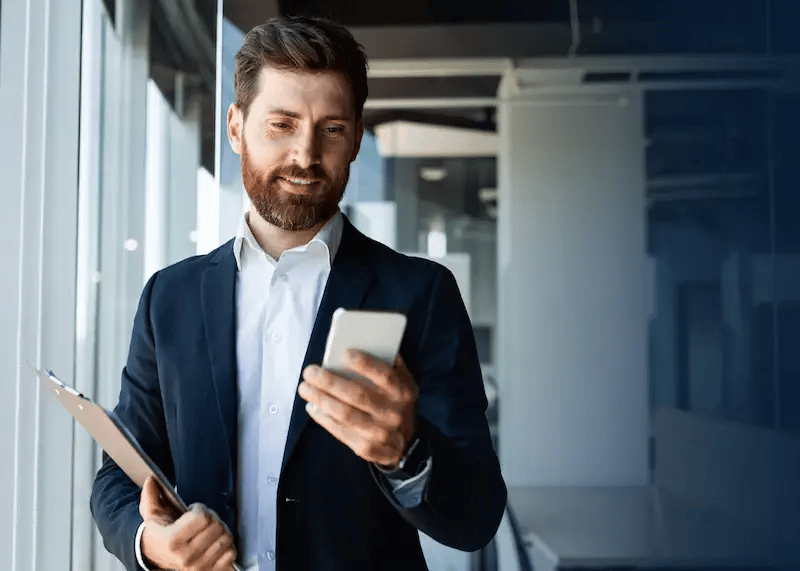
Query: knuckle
166 534 182 553
209 519 223 536
351 385 369 407
355 440 372 459
365 440 383 460
340 406 357 424
384 409 402 428
215 550 236 571
318 368 334 386
176 551 192 568
398 385 415 403
372 425 391 444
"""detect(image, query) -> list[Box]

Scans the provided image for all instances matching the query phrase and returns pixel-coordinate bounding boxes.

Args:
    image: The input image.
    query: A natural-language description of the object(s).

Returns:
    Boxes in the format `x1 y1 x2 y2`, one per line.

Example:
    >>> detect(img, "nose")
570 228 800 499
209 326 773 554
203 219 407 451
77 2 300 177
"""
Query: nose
290 124 321 169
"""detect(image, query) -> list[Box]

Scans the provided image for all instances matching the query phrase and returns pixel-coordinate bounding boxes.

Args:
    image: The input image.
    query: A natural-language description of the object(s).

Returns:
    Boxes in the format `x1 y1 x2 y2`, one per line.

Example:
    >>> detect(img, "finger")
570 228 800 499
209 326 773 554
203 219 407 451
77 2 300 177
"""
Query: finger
190 519 233 568
140 477 173 523
345 351 417 403
339 351 399 398
300 373 401 428
141 477 184 525
171 503 215 545
186 514 226 556
306 401 404 464
204 530 237 571
139 476 159 519
212 546 239 571
300 380 390 432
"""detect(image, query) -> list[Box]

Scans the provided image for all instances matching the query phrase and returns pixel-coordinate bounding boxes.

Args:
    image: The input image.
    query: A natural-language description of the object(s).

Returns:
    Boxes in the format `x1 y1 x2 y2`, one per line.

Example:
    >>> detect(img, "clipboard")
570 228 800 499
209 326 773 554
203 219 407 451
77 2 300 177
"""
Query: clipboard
32 366 243 571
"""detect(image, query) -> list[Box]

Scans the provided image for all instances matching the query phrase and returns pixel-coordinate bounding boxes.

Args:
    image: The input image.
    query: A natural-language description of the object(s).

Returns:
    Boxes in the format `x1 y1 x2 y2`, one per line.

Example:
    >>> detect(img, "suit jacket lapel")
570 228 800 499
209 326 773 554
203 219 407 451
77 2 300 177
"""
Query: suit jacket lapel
281 218 373 472
200 241 239 482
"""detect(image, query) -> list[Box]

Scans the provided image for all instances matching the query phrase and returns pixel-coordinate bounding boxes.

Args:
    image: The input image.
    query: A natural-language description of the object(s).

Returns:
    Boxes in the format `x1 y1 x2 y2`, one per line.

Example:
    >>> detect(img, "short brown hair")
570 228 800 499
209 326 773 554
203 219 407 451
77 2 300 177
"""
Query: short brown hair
234 16 369 119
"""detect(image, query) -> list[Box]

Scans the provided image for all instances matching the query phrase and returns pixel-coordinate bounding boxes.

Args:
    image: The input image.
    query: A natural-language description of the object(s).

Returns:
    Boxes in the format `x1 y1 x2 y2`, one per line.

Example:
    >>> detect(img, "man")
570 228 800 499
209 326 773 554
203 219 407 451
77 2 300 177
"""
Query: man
91 15 506 571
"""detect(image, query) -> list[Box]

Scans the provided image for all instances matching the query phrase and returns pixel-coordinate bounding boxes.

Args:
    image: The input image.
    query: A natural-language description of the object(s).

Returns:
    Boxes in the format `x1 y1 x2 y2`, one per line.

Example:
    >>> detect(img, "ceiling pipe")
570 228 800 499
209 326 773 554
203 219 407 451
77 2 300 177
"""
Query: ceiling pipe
567 0 581 58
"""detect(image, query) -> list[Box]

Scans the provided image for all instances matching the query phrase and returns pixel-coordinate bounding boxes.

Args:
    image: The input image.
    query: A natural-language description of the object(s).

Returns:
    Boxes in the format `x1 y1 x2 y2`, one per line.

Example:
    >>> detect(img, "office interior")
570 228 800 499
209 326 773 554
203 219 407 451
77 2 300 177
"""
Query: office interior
1 0 799 569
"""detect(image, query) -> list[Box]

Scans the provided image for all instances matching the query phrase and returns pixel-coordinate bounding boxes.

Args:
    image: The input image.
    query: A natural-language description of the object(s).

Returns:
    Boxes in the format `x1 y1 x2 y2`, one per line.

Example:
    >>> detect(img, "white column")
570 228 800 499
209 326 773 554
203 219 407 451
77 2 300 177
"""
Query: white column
497 90 651 486
92 1 150 569
93 0 150 417
0 0 82 569
168 95 203 263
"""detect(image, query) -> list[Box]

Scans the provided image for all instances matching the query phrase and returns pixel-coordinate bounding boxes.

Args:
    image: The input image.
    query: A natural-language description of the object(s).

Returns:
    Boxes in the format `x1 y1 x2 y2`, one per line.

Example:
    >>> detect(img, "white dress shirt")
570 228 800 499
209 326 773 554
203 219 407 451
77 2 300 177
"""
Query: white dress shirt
235 210 343 571
135 209 430 571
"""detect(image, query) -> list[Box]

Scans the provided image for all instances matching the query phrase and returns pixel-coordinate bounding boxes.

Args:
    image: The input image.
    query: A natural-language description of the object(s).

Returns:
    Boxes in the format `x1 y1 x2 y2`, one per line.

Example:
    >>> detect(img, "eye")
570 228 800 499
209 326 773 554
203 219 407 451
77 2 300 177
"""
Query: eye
324 125 345 135
271 122 291 130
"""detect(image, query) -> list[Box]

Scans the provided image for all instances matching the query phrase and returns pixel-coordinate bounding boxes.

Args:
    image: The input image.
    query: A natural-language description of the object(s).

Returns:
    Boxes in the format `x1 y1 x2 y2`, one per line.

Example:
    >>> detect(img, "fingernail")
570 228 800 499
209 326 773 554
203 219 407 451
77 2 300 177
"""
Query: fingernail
305 365 320 378
306 402 317 413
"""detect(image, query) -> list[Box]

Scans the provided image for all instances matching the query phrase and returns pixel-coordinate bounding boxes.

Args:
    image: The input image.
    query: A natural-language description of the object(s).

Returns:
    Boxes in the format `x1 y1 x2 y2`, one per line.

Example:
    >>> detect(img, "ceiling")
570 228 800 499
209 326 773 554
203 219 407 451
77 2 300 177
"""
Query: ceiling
144 0 797 172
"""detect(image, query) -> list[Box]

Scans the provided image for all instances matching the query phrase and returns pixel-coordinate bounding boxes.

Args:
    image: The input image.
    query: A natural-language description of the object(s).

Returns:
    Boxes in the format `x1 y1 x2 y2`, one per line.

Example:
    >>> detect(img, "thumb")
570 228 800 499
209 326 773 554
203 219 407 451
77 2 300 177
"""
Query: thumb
139 476 162 520
139 476 178 525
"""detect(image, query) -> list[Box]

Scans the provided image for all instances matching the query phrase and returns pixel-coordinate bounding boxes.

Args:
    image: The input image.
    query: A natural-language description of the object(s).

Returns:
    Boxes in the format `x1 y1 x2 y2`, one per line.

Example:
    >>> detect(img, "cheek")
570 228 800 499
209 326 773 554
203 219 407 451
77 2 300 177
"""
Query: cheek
247 139 288 165
322 143 355 170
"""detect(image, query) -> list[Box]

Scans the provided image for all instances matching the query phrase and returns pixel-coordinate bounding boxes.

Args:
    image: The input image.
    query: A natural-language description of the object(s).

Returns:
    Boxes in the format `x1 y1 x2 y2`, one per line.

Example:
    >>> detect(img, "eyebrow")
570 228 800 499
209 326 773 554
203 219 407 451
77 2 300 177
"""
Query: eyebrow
266 108 301 119
263 108 353 122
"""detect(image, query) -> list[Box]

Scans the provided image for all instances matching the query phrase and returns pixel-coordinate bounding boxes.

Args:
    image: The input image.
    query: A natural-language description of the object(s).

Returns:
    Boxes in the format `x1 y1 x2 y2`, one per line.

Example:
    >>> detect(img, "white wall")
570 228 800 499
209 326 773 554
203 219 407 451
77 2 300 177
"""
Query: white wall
375 121 498 158
497 91 652 486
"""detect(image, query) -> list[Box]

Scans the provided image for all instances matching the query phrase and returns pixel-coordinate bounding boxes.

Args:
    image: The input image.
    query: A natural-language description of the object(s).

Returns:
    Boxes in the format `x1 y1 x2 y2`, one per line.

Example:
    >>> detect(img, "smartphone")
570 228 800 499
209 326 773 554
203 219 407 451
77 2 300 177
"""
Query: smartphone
321 308 407 385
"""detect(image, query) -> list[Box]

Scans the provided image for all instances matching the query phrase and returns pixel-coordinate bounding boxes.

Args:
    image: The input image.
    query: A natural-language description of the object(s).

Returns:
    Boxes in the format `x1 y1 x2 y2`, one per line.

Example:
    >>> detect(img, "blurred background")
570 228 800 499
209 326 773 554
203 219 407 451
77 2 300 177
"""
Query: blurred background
1 0 799 570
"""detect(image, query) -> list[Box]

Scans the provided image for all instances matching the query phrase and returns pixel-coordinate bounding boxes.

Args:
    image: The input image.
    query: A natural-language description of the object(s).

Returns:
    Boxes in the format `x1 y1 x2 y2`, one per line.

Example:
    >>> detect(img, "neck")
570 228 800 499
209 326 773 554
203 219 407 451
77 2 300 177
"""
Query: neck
247 204 330 260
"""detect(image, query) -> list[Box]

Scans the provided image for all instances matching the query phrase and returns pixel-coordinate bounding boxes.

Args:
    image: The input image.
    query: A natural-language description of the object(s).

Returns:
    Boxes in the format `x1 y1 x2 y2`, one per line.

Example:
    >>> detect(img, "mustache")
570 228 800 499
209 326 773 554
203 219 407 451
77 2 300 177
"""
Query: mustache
272 165 326 181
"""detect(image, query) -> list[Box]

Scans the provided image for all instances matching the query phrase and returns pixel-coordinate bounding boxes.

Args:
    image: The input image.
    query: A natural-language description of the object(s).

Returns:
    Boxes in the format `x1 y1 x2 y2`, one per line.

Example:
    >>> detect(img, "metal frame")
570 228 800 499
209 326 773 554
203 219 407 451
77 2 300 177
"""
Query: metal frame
365 55 798 110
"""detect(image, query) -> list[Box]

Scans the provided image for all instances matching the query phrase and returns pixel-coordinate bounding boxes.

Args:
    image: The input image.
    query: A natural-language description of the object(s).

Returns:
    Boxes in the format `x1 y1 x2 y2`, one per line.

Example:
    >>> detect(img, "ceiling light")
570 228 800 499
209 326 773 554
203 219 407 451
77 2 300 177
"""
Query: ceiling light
419 166 448 182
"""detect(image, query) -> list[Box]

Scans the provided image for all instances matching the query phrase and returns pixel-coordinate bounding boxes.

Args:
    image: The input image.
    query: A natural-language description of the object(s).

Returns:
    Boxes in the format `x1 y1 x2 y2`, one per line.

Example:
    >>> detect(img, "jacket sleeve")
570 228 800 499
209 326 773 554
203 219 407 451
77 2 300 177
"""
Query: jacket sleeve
371 265 507 552
90 271 174 571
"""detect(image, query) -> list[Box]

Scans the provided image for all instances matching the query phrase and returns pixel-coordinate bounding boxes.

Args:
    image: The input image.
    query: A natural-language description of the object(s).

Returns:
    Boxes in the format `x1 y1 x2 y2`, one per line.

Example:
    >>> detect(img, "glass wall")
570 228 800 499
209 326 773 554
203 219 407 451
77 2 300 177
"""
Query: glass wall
647 87 800 434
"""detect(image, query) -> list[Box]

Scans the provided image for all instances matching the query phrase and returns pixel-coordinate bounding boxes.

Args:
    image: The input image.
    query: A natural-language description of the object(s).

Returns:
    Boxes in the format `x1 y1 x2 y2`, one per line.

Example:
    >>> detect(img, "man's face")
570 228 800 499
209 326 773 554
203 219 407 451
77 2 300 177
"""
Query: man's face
227 66 364 231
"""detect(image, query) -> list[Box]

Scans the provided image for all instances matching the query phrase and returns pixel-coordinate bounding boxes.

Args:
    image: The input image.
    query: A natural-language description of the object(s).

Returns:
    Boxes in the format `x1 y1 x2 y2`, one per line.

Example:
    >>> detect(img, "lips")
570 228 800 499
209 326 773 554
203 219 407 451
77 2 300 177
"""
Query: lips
277 177 323 193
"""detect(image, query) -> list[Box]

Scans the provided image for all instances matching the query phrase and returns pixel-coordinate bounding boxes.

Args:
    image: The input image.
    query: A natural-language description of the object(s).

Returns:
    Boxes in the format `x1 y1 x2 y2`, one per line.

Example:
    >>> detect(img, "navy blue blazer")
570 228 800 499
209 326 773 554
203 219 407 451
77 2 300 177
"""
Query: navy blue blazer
91 217 507 571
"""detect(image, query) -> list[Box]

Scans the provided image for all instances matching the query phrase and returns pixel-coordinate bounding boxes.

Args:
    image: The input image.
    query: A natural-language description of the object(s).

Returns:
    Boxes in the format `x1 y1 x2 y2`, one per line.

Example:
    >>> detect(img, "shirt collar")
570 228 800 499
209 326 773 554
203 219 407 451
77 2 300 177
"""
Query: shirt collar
233 209 344 271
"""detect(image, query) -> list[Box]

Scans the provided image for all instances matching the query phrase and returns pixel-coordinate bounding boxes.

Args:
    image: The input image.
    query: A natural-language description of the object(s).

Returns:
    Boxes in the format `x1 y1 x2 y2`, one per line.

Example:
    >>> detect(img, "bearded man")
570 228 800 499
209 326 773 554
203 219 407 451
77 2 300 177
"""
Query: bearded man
91 15 506 571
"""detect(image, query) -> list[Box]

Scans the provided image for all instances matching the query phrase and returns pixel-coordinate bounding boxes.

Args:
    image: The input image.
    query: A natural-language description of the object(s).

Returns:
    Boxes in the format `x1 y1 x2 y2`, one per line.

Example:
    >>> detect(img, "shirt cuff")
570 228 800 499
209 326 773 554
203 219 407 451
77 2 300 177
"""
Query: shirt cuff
134 521 154 571
381 455 433 508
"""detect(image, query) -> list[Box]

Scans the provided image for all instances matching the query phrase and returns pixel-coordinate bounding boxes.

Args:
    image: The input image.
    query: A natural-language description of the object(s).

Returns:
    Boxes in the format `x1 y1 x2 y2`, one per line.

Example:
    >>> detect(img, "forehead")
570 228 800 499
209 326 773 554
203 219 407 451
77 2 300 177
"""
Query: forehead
250 66 356 118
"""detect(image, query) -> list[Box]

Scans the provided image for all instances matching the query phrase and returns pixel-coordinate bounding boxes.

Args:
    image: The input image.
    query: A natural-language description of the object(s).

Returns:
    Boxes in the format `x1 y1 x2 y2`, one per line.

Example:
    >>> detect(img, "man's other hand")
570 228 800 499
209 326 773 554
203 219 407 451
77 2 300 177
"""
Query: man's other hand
299 352 418 468
139 476 237 571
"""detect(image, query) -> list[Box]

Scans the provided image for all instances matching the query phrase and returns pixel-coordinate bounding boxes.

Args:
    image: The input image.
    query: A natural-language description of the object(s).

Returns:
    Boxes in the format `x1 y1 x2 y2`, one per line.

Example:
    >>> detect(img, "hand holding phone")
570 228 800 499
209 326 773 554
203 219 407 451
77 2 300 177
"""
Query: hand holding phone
301 308 415 466
321 308 407 386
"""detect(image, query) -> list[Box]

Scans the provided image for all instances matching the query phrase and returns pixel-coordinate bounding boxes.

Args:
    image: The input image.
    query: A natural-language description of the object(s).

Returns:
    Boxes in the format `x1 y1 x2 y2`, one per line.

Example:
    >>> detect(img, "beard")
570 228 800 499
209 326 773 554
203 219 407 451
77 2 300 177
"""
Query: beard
240 139 349 231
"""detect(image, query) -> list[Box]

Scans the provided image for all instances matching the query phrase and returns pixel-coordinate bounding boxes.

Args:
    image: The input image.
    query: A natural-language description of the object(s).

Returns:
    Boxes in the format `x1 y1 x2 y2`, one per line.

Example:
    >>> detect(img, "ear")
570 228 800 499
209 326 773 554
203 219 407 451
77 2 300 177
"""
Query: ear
227 103 244 155
350 117 365 162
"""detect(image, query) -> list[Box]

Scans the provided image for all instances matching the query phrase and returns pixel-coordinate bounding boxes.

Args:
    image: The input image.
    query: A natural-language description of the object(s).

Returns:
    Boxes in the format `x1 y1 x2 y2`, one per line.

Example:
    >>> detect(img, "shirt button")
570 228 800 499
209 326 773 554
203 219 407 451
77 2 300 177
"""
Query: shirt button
268 476 278 485
279 274 288 282
271 331 282 343
266 550 275 561
268 404 279 415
